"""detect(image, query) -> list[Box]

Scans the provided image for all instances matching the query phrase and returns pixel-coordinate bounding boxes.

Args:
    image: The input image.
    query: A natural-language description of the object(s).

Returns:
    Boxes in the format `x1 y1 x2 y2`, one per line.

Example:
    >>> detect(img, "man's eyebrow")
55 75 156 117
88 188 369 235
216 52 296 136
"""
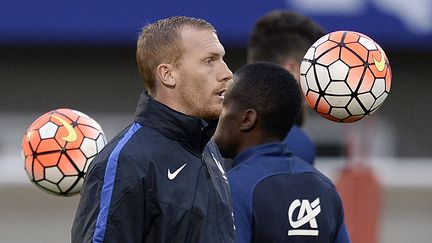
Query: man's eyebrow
207 48 225 58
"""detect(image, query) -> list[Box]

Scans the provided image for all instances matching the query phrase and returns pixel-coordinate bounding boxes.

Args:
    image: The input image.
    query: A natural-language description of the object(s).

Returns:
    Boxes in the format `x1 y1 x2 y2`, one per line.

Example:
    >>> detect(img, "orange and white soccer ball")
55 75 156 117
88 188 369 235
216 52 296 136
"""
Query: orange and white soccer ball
300 30 392 123
22 108 106 196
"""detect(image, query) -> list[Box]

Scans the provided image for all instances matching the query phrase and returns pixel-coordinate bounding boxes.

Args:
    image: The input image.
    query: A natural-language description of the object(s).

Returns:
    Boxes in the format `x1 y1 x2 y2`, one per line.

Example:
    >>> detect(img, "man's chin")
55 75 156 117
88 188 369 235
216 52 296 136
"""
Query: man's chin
203 115 219 121
200 108 222 121
219 150 234 159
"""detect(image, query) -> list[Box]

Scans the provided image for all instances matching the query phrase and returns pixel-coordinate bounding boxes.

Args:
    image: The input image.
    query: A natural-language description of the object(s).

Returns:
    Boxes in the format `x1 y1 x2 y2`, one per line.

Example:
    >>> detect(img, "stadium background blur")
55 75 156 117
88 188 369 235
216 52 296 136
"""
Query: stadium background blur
1 1 431 242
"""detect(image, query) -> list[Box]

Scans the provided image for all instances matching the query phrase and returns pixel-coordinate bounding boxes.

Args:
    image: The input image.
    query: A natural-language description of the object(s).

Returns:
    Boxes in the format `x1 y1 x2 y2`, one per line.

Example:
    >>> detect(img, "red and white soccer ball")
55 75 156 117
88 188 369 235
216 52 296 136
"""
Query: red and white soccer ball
22 108 106 196
300 30 392 123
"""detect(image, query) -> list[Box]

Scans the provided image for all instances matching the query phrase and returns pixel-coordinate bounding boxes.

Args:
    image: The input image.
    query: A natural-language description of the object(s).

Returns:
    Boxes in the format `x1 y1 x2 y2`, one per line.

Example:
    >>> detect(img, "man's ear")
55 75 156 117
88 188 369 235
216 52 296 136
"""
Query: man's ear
282 58 300 82
282 58 296 73
156 63 176 88
240 109 257 131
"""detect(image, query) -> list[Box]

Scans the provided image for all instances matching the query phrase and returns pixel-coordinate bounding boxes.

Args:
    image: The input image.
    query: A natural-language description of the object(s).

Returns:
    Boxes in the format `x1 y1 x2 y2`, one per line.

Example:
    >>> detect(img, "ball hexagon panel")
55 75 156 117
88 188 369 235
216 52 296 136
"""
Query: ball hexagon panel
22 136 33 157
303 47 315 62
385 68 392 91
342 31 360 43
78 116 103 131
346 66 365 91
305 91 320 109
305 66 320 92
329 31 344 43
29 115 51 130
346 42 369 61
372 93 388 111
78 125 102 139
39 122 58 139
316 97 331 114
81 137 98 158
316 47 340 66
45 166 64 184
315 65 331 91
58 153 81 175
347 99 365 116
325 81 352 96
24 156 33 178
37 138 61 154
325 95 352 108
27 130 41 151
359 36 378 51
358 69 375 93
72 110 89 118
59 176 79 193
344 115 364 123
33 158 45 181
300 76 309 96
341 47 364 67
36 152 60 167
358 93 376 111
38 180 61 194
96 134 106 152
329 60 350 81
56 108 80 121
84 157 95 173
371 78 386 98
312 34 330 48
330 107 350 120
67 177 84 194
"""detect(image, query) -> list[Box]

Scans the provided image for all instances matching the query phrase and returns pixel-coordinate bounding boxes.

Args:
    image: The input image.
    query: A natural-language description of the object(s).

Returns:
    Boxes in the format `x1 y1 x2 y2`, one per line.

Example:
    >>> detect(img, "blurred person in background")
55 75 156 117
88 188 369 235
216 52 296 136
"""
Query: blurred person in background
247 10 326 165
72 16 235 243
214 62 350 243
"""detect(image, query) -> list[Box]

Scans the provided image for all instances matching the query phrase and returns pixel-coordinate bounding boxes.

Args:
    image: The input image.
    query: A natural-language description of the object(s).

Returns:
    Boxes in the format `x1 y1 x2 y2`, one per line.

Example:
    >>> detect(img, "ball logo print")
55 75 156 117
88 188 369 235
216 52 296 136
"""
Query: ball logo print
373 52 385 72
300 30 392 122
51 115 78 142
22 108 106 196
288 198 321 236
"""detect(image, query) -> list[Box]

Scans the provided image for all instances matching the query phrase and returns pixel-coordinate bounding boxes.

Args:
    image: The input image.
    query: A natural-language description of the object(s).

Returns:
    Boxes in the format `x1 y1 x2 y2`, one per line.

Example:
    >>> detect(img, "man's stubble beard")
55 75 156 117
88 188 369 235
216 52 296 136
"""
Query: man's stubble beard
178 88 220 120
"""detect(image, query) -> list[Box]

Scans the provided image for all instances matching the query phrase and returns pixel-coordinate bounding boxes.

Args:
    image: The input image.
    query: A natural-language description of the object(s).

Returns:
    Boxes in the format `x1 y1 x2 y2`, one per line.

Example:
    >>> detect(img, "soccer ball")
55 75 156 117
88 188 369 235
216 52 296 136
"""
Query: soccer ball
300 30 392 123
22 108 106 196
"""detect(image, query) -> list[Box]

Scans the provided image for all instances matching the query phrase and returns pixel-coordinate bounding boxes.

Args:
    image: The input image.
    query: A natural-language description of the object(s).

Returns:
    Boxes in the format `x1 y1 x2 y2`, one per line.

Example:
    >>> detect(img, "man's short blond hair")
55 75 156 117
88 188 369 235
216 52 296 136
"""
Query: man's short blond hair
136 16 216 93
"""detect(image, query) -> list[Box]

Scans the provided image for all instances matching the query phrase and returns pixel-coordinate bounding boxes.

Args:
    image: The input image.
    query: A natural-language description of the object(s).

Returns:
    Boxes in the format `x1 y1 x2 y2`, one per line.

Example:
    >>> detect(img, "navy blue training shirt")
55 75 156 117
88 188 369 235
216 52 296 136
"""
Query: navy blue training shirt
228 142 350 243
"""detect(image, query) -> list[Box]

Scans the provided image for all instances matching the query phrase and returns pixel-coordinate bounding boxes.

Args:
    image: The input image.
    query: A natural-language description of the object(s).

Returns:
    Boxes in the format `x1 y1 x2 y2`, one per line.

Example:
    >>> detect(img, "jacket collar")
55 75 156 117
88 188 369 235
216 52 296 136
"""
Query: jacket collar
134 92 217 154
232 142 292 168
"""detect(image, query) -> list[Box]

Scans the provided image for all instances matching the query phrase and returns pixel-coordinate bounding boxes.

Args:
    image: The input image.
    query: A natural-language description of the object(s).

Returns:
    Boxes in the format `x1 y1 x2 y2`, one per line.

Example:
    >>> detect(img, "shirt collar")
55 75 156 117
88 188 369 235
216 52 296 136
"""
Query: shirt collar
134 92 217 154
232 142 292 168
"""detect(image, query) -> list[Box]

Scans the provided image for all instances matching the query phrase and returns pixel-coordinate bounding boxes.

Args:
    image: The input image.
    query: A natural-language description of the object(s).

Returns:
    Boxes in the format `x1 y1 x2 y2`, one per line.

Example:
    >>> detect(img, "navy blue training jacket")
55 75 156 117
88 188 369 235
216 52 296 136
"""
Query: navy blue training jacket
71 92 235 243
228 142 350 243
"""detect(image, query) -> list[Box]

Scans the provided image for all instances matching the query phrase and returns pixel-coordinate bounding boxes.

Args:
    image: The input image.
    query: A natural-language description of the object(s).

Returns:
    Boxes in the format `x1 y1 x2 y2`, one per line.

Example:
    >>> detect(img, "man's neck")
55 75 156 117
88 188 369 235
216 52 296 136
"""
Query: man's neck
236 132 280 158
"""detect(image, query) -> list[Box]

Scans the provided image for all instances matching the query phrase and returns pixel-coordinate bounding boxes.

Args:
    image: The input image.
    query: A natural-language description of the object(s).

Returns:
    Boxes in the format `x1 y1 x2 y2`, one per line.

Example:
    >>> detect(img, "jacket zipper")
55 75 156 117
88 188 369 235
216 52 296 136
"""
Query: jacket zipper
202 153 221 242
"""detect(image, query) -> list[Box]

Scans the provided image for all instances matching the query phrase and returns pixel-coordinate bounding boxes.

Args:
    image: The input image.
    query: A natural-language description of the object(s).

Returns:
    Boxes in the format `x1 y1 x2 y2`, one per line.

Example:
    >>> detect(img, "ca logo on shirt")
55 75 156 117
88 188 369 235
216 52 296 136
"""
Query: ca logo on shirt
288 198 321 236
